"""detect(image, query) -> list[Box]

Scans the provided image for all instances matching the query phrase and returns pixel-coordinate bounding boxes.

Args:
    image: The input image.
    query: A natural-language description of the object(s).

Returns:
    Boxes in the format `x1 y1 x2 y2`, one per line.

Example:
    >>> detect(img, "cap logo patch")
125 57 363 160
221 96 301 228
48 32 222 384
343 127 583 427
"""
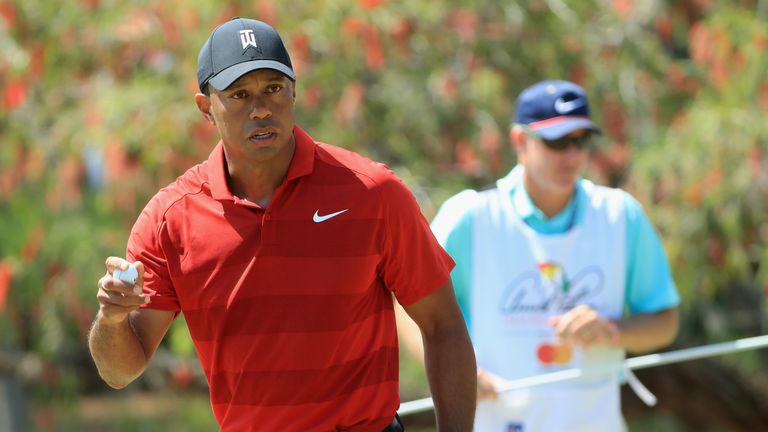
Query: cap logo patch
239 29 258 50
554 97 585 115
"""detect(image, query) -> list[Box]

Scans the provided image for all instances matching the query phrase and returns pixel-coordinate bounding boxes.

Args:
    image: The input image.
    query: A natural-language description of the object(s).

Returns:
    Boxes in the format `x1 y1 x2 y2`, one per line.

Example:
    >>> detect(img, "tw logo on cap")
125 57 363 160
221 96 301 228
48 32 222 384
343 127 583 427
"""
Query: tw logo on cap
239 29 257 50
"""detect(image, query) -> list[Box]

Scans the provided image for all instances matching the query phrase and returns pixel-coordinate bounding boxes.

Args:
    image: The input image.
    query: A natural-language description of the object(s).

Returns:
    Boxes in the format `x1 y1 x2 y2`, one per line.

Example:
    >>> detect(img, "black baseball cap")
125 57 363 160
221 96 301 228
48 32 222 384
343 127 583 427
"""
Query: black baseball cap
514 80 601 140
197 17 296 92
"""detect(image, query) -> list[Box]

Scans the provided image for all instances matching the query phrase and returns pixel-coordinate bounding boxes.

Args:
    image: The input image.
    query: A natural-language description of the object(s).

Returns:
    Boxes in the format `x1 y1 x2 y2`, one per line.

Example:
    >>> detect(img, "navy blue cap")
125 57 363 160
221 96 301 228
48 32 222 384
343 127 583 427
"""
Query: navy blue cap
197 17 295 92
514 80 601 140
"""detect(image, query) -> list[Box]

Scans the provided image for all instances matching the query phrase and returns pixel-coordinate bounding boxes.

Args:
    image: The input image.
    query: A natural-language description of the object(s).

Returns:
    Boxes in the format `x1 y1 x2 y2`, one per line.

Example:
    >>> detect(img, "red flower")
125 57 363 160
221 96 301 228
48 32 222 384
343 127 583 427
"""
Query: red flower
254 0 278 25
758 85 768 112
29 45 46 81
455 139 481 177
3 80 27 111
300 87 322 110
172 362 195 389
359 0 384 9
446 9 478 42
290 32 312 75
364 26 385 70
0 2 16 30
655 16 673 42
335 82 366 126
21 225 45 263
479 123 501 174
341 17 366 37
0 260 11 311
611 0 633 20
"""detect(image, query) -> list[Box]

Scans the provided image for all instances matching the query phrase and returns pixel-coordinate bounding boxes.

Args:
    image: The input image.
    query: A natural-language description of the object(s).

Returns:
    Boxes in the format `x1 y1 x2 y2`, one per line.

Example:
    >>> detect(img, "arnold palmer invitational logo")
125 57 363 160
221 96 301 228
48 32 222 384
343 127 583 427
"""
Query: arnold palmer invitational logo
498 262 605 315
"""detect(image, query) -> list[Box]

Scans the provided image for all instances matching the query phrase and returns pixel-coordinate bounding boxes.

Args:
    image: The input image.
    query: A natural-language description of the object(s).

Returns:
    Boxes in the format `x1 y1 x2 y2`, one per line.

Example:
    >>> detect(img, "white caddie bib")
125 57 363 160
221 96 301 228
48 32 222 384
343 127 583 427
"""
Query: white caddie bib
470 178 627 432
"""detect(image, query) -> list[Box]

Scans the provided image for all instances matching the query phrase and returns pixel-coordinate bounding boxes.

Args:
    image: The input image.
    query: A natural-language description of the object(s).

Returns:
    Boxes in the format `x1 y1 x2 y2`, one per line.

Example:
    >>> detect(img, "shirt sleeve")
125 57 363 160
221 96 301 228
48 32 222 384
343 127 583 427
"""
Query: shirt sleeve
623 193 681 314
377 174 455 306
126 195 180 312
430 190 478 324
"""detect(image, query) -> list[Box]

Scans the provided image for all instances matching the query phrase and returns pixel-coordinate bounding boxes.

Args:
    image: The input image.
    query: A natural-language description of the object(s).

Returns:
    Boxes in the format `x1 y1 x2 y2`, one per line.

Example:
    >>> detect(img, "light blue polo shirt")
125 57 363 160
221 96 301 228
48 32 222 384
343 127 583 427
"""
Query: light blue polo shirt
432 166 680 328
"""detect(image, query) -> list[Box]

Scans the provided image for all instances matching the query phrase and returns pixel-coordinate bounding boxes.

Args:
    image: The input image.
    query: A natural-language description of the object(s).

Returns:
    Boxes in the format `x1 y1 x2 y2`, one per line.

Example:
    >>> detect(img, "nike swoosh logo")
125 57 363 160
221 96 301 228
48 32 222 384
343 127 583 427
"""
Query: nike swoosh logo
554 97 585 114
313 208 349 223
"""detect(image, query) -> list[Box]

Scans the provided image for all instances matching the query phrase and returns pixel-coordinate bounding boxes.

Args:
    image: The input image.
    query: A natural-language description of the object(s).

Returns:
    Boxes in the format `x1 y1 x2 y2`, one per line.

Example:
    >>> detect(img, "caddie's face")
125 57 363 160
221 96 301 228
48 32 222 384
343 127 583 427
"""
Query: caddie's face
201 69 296 164
519 128 590 195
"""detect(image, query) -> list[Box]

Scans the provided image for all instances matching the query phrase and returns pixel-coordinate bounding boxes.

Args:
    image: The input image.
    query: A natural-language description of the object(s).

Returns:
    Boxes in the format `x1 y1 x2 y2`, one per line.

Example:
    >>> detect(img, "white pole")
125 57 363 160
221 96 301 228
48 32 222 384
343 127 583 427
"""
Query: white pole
398 334 768 416
625 335 768 370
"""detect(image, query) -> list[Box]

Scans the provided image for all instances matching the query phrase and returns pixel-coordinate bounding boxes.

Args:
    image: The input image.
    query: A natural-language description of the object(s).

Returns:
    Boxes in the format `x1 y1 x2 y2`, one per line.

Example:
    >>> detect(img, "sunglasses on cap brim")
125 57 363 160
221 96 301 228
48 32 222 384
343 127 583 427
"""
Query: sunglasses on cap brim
540 134 595 151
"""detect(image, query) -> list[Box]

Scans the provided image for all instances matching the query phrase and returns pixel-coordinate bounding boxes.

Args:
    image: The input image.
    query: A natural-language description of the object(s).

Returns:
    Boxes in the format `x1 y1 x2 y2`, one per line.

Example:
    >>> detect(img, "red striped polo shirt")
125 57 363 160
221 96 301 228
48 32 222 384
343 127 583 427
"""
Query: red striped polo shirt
127 126 454 431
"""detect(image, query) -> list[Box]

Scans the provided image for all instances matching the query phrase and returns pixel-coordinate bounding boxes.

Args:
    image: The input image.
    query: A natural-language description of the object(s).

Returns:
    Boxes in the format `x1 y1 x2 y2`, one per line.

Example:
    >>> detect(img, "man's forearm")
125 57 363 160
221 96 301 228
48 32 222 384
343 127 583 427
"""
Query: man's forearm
618 308 679 354
423 325 477 431
88 312 148 389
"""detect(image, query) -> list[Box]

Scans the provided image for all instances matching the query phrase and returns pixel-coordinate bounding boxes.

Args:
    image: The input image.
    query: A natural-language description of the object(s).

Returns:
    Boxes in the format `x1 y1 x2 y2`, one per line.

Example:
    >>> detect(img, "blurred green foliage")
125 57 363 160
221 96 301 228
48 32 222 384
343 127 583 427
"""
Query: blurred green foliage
2 0 768 429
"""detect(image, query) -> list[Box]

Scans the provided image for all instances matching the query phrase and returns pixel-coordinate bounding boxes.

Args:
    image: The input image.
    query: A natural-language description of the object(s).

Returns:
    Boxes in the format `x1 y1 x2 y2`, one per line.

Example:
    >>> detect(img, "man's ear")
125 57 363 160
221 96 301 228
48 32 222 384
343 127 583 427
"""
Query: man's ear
194 93 215 125
510 125 527 153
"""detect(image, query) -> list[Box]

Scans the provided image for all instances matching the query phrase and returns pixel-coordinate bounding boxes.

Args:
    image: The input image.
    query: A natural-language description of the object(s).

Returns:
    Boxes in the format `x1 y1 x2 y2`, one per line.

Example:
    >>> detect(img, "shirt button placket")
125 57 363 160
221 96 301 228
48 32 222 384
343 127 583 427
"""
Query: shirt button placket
262 211 278 244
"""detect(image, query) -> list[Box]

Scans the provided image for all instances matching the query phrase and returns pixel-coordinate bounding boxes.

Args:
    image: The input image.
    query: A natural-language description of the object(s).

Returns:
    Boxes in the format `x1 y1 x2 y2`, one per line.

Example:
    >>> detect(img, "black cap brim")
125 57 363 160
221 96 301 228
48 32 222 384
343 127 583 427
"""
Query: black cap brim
208 60 296 91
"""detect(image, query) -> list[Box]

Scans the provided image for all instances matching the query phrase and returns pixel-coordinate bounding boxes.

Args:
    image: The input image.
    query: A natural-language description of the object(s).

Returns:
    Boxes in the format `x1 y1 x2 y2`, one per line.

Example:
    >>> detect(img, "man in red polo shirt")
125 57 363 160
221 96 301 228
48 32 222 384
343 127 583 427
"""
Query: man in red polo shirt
88 17 476 431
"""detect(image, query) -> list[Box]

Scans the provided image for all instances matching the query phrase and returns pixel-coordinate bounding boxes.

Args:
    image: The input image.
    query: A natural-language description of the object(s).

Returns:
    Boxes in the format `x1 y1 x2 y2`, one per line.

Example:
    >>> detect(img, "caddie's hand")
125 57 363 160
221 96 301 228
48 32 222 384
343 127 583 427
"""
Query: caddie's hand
96 257 149 324
549 304 619 349
477 369 508 400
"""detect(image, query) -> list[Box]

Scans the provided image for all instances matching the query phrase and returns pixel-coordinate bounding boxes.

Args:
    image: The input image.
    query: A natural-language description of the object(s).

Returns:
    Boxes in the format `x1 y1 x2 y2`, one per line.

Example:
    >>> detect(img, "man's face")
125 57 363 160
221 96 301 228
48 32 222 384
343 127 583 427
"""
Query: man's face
519 128 591 195
202 69 296 164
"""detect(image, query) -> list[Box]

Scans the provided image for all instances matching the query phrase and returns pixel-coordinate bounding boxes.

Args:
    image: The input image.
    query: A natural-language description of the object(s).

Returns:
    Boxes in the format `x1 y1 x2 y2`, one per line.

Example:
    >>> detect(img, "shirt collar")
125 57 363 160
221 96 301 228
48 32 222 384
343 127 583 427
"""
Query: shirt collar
502 165 582 233
512 181 539 220
207 125 316 201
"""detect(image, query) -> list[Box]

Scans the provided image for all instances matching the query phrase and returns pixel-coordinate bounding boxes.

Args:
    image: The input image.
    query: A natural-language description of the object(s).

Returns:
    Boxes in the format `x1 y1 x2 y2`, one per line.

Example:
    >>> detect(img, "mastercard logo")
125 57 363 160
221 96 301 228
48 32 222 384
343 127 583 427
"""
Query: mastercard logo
536 343 573 365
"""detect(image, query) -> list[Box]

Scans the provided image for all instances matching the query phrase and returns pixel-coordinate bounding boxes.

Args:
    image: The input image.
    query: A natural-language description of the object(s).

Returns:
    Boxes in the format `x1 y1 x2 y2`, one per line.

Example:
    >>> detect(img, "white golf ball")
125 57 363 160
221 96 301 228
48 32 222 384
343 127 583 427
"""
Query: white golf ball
114 264 138 285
